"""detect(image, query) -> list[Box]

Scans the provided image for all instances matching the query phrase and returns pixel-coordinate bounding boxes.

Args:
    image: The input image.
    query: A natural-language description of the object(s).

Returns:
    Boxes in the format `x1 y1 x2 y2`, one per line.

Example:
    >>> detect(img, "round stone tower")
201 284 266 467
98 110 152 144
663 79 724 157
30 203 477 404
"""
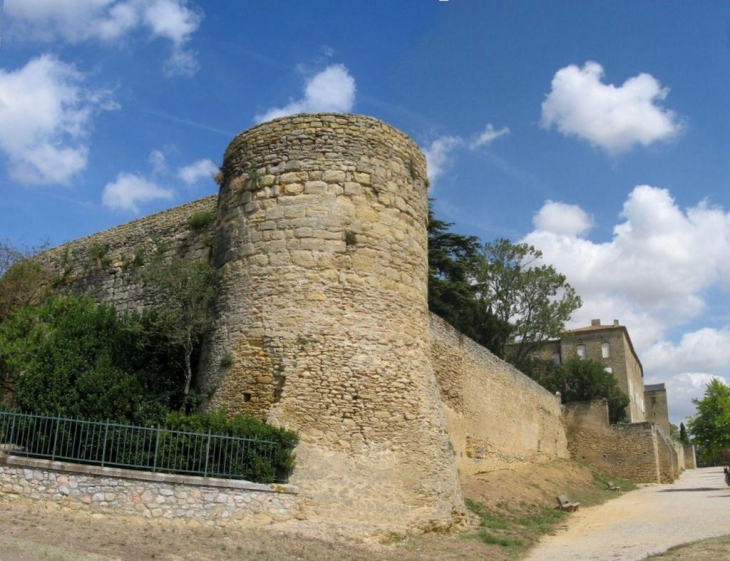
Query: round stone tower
204 114 464 529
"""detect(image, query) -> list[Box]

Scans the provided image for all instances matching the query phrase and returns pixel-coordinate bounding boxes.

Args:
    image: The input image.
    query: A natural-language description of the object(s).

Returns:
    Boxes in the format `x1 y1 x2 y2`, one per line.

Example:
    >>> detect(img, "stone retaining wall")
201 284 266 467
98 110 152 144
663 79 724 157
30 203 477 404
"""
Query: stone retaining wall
430 315 569 475
563 400 680 483
0 454 298 526
683 444 697 469
37 196 217 312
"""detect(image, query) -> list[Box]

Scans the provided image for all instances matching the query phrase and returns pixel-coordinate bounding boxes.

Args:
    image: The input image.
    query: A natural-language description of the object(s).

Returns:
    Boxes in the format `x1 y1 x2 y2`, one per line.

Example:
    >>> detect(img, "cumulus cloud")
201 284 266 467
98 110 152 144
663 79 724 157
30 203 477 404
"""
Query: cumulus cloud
644 329 730 375
525 187 730 422
469 124 510 149
0 55 116 185
541 61 683 154
653 372 727 423
422 136 462 183
5 0 202 77
532 200 593 237
526 186 730 323
102 172 173 213
177 158 218 185
254 64 356 123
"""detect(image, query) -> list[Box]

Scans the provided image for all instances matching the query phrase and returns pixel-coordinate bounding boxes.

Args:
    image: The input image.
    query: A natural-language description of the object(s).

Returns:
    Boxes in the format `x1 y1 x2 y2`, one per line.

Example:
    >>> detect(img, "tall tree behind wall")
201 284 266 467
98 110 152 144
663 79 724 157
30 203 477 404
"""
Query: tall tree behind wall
475 239 582 369
427 203 510 356
688 378 730 466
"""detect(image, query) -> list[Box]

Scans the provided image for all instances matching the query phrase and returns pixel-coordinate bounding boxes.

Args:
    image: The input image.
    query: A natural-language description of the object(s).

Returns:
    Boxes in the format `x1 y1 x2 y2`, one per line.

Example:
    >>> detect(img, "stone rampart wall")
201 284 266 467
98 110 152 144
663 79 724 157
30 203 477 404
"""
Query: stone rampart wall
683 444 697 469
0 454 297 526
37 196 217 311
563 401 679 483
429 315 569 475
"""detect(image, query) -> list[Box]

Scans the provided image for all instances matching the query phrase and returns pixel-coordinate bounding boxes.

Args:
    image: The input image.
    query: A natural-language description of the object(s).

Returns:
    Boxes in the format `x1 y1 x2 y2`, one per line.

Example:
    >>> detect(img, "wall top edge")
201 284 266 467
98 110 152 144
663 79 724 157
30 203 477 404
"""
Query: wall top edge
0 453 297 494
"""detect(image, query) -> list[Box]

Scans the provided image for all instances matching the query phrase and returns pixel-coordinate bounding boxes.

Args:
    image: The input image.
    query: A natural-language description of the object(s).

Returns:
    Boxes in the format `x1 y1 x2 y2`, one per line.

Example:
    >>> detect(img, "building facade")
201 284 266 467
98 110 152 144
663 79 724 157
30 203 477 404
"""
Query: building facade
534 319 646 423
644 382 671 434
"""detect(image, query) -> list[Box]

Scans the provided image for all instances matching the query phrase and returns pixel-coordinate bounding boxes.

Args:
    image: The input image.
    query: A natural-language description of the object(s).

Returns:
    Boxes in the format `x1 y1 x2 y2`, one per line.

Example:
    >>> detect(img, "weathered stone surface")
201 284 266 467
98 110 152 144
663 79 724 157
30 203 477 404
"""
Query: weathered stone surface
203 114 464 531
563 400 682 483
0 459 296 526
430 316 569 475
30 114 581 532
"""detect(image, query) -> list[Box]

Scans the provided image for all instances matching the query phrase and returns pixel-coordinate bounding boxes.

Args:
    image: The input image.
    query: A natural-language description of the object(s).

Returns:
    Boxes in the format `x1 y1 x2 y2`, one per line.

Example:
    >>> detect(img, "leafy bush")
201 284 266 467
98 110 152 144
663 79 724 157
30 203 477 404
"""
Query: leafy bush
187 211 216 231
164 410 298 482
0 409 298 483
2 295 186 424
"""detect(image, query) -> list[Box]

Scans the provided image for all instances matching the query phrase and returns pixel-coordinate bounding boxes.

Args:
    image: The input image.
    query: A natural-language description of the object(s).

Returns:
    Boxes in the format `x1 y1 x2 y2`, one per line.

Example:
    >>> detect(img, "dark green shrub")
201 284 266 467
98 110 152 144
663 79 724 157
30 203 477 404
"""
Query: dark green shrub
164 410 298 482
3 295 186 425
187 211 215 231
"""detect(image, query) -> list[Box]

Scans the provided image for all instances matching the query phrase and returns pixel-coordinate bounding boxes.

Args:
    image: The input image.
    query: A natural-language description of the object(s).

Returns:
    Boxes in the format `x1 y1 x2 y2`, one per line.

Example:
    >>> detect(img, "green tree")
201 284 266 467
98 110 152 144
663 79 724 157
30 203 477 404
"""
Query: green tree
475 239 582 368
141 255 217 407
679 422 690 445
427 204 510 354
537 357 630 424
687 378 730 465
1 295 186 422
0 240 52 322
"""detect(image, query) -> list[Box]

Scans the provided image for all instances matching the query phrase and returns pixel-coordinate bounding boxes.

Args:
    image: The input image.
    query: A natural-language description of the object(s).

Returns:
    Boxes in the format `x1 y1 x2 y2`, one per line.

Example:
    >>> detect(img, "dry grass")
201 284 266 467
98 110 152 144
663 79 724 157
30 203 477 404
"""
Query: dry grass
644 535 730 560
0 459 632 561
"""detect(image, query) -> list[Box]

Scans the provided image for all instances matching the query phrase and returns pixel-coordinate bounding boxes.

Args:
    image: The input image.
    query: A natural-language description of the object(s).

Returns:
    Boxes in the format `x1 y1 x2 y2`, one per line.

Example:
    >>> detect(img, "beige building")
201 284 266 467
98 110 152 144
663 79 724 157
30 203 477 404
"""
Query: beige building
534 319 646 422
645 383 671 434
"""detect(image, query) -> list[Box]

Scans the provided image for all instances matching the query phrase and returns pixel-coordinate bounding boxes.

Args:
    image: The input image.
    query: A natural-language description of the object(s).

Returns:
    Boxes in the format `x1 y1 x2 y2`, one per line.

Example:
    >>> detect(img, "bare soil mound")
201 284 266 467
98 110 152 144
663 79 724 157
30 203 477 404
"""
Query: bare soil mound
0 459 624 561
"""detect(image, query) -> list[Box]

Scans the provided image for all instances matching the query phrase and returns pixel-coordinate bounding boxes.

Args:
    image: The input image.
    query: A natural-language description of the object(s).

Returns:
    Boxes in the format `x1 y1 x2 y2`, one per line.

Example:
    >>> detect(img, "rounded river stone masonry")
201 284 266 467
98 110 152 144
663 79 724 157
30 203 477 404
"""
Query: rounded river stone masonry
200 114 466 530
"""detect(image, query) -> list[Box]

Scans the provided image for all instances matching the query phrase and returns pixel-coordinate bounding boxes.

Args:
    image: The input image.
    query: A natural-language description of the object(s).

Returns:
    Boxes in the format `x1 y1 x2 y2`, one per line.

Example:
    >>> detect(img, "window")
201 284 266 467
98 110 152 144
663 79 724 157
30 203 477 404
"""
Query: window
604 366 613 374
576 345 585 359
601 342 610 358
552 352 561 365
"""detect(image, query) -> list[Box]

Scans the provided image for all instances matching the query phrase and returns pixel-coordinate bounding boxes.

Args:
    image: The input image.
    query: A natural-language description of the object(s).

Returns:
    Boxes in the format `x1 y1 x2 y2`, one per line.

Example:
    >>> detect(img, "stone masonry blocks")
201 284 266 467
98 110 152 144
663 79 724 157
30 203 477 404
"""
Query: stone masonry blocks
201 114 465 530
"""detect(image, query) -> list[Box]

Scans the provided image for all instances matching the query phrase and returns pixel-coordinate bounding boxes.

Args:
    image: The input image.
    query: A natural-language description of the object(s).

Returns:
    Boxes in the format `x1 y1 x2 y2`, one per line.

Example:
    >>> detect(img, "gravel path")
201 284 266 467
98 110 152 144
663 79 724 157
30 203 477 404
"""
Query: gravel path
526 467 730 561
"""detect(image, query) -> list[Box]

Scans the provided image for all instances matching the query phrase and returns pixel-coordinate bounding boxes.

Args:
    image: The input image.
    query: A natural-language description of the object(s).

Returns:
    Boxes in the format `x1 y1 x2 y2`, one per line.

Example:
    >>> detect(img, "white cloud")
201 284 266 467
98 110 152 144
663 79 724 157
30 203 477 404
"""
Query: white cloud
424 122 509 185
644 329 730 375
148 150 167 174
0 55 116 185
526 187 730 424
541 61 683 154
254 64 356 123
469 124 510 149
655 372 727 423
422 136 462 184
102 172 173 213
532 200 593 237
5 0 202 77
177 158 218 185
526 186 730 324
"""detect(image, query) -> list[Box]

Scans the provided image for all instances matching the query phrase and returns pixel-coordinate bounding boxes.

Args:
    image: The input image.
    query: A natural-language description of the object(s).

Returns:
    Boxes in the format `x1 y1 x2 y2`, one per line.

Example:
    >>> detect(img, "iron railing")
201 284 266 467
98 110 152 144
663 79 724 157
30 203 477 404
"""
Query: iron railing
0 410 280 481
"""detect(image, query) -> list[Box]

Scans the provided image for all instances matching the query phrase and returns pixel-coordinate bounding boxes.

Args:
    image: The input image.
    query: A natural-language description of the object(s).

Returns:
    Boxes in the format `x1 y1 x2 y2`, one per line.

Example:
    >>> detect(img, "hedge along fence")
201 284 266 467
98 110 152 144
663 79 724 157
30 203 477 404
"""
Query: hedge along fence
0 409 298 483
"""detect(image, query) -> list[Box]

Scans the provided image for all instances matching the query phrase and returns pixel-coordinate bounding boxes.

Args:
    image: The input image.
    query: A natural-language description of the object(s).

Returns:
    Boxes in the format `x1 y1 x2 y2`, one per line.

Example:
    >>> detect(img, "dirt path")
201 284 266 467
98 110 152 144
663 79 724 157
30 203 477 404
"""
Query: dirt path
526 467 730 561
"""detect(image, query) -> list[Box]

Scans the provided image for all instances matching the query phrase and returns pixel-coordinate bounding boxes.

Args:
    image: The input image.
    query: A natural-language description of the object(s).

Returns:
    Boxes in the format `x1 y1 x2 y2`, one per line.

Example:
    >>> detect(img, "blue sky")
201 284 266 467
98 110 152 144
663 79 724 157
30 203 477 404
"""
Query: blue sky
2 0 729 425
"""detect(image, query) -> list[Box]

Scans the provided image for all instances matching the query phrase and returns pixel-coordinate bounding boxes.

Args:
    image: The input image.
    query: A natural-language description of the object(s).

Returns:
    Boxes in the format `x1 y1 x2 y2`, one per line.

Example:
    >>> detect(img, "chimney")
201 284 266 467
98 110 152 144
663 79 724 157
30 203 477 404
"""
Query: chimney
591 319 600 326
613 319 619 326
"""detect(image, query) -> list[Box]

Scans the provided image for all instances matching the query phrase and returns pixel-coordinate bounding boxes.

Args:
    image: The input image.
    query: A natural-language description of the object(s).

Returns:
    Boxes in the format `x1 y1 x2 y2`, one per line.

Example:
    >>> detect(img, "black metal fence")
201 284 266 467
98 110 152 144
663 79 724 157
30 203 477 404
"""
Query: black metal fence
0 410 280 481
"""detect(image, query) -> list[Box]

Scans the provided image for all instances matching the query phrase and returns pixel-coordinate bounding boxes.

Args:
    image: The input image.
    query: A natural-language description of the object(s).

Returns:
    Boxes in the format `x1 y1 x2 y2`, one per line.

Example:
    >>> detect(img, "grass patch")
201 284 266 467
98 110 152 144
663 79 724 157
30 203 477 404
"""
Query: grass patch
463 464 636 557
645 534 730 559
187 210 215 231
465 498 565 553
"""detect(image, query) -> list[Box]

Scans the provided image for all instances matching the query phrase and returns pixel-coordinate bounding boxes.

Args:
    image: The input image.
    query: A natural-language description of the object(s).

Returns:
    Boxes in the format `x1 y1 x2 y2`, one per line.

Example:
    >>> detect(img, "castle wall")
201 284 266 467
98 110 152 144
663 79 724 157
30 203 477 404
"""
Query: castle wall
429 315 569 475
645 385 671 434
21 113 685 532
0 454 297 525
37 196 217 310
201 114 464 530
683 444 697 469
563 401 678 483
